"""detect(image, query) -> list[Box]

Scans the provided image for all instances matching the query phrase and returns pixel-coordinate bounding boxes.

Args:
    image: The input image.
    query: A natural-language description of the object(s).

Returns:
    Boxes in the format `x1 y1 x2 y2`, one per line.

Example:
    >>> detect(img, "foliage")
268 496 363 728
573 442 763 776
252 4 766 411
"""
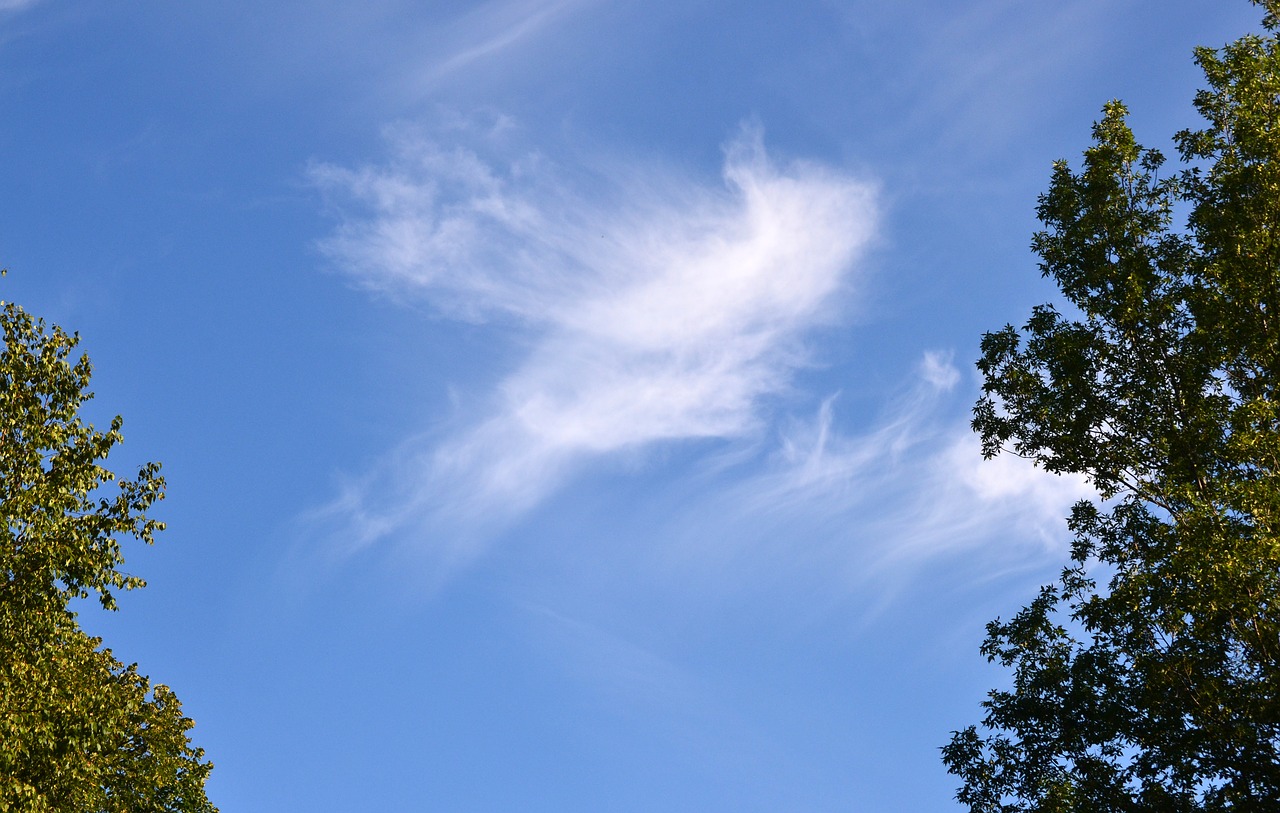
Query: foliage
0 287 216 812
942 3 1280 810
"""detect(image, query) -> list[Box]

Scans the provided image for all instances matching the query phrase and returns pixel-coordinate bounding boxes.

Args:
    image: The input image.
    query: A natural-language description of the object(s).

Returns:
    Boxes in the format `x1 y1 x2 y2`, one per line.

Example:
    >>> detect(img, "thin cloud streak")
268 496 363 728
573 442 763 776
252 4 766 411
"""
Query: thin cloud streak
312 123 879 556
681 353 1095 593
515 354 1097 639
426 0 585 83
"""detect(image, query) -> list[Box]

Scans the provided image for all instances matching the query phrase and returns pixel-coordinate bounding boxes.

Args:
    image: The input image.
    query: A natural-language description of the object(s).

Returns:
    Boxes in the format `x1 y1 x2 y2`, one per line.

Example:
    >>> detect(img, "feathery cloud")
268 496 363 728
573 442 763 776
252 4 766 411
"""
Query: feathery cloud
311 122 879 557
682 353 1096 593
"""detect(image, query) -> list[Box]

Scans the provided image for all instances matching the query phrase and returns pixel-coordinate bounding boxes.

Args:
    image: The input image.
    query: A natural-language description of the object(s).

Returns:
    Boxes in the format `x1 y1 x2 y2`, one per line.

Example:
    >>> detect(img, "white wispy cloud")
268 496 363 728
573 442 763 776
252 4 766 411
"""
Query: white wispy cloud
488 353 1097 679
420 0 588 85
312 122 879 558
663 352 1096 600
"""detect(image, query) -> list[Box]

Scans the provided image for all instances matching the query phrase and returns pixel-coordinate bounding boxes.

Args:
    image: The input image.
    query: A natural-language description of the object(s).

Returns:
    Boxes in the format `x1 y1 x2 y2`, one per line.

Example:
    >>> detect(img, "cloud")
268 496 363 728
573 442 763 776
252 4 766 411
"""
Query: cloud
311 122 878 558
312 121 1091 597
483 353 1097 645
0 0 40 11
680 352 1096 594
420 0 588 85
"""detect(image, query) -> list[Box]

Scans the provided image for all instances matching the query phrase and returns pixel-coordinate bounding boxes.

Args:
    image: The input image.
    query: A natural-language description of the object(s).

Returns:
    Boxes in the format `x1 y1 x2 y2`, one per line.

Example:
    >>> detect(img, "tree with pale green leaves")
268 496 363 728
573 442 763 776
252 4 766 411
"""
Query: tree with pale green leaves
0 281 216 812
943 2 1280 809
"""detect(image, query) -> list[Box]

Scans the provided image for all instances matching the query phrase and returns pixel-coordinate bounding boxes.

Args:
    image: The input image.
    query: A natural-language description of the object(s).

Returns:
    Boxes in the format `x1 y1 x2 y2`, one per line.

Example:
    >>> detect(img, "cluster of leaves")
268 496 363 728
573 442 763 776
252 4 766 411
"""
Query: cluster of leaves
942 2 1280 810
0 292 216 811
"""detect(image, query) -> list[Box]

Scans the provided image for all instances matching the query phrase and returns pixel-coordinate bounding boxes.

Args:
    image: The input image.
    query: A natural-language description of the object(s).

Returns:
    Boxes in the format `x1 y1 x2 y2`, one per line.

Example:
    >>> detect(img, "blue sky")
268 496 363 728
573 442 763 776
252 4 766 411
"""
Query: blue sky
0 1 1263 810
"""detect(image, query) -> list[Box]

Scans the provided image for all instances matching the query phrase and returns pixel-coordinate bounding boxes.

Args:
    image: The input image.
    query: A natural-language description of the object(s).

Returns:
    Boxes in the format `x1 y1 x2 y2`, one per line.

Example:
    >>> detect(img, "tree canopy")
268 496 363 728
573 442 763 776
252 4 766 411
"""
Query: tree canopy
0 284 216 812
942 2 1280 810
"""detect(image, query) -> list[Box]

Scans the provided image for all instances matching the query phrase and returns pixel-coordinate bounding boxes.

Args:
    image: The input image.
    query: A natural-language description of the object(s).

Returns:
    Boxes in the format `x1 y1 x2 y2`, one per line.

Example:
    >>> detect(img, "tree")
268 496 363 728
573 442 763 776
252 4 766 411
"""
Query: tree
0 283 217 812
942 4 1280 810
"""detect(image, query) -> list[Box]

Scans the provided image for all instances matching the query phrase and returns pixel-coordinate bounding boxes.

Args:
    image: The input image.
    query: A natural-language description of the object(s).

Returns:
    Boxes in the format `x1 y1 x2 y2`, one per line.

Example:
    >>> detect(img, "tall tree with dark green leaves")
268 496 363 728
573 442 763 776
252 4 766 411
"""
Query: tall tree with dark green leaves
0 283 217 812
942 3 1280 810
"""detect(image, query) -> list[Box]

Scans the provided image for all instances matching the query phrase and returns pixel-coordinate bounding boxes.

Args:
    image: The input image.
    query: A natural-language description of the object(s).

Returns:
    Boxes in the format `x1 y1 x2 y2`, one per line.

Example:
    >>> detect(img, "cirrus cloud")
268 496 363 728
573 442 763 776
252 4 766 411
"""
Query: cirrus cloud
310 122 879 557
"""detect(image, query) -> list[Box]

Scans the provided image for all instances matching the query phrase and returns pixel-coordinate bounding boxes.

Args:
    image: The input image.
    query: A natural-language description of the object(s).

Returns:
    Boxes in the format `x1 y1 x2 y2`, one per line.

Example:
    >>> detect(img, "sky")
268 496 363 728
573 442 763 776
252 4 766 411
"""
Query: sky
0 1 1266 810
